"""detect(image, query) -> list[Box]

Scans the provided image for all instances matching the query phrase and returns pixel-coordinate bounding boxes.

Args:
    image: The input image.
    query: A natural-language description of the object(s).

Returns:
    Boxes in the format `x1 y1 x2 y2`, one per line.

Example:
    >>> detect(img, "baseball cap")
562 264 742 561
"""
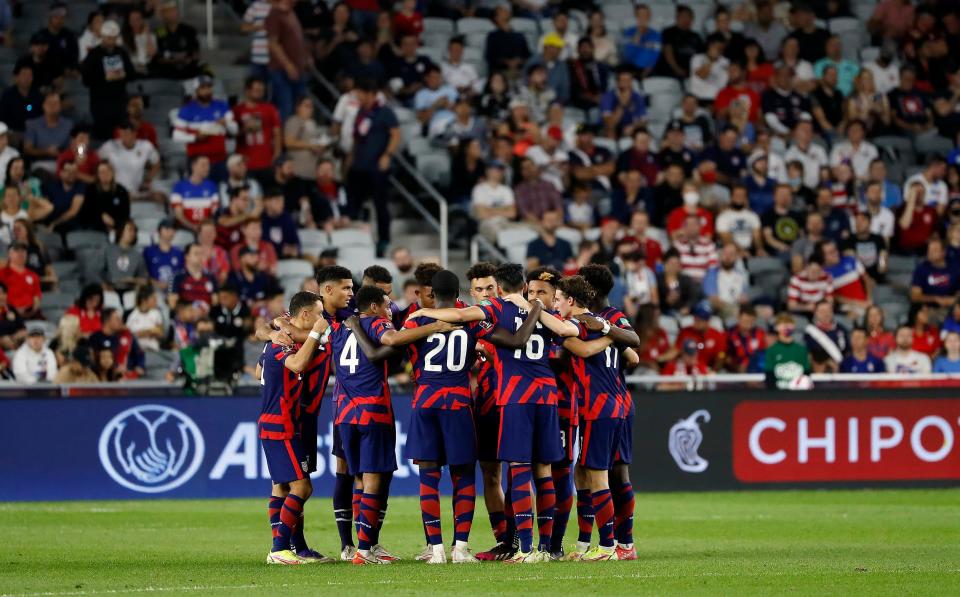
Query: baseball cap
542 32 565 49
27 326 46 337
227 154 246 169
508 97 528 110
197 75 214 88
0 122 9 136
157 217 176 231
666 120 685 133
100 20 120 38
692 303 712 320
747 150 767 168
487 159 506 170
48 2 67 17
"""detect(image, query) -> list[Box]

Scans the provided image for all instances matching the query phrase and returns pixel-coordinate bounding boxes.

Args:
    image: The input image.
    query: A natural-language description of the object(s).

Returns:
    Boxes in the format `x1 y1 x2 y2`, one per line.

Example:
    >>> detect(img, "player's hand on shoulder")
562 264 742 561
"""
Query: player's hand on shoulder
430 320 462 333
269 329 293 347
344 315 360 330
573 313 604 331
502 293 531 310
407 309 424 320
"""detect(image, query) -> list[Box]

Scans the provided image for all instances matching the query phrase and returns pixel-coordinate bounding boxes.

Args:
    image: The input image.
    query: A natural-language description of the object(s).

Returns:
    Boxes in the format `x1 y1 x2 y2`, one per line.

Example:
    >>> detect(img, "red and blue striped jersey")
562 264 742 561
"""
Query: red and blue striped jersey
478 297 559 406
474 338 500 416
550 342 579 424
259 342 302 439
598 305 634 415
570 316 625 421
329 316 393 425
403 316 492 409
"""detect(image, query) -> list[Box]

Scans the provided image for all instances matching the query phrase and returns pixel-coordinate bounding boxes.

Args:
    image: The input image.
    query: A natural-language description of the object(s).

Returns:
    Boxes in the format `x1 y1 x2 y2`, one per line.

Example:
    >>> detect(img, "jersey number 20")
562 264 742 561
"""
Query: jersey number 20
424 330 468 372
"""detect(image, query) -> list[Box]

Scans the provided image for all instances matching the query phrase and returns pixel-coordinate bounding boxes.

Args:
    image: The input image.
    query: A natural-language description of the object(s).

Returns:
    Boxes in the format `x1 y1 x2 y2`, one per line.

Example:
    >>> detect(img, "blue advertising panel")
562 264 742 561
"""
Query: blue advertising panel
0 395 421 501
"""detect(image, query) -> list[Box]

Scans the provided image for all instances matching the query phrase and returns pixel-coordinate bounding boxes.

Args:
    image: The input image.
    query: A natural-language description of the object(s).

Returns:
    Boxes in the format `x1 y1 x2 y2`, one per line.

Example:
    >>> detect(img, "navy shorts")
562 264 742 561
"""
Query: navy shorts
337 422 398 475
557 417 576 465
475 408 500 463
614 411 633 465
261 436 308 484
578 418 623 471
331 421 345 458
409 407 477 466
299 414 319 473
497 403 563 464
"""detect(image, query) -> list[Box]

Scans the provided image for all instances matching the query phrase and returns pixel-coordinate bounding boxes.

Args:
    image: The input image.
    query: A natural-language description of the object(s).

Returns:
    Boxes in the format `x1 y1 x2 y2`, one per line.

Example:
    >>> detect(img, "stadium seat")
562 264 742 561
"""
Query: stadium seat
407 137 433 156
643 77 682 96
747 256 788 276
40 292 75 311
423 17 455 34
457 17 495 35
130 202 166 219
420 46 444 66
556 227 583 247
51 261 79 280
276 259 314 280
828 17 860 34
497 227 538 250
418 152 452 188
860 47 880 62
330 228 375 249
171 230 195 249
65 230 108 252
38 230 64 261
603 4 634 23
298 229 329 254
887 255 917 274
338 246 377 273
464 31 488 49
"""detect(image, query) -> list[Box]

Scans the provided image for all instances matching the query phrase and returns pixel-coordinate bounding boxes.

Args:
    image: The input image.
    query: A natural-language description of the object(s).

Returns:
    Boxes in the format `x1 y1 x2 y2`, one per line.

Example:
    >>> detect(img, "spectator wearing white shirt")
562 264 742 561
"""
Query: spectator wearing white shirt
471 161 518 243
703 243 749 322
863 49 899 96
784 119 828 189
828 120 879 181
861 181 896 241
98 120 160 201
537 10 579 60
12 327 57 384
884 324 932 374
441 36 479 96
217 154 263 208
716 185 763 256
0 122 19 187
330 86 386 154
903 156 949 215
688 34 730 103
125 285 165 352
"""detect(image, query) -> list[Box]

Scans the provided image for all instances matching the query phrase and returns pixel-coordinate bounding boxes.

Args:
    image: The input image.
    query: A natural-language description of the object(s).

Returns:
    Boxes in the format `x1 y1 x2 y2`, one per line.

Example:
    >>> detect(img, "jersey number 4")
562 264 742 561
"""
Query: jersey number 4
340 334 360 374
424 330 468 372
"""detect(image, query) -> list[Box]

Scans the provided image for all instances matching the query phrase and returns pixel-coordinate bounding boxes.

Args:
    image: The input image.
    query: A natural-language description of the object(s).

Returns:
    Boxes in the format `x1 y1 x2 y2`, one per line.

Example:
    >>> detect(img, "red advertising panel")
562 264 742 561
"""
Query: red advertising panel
733 399 960 482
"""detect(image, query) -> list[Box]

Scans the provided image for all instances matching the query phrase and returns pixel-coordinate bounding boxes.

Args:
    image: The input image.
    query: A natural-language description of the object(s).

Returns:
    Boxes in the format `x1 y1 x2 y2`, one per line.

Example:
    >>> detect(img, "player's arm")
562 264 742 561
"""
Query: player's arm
283 317 329 373
563 336 614 358
573 313 641 348
408 305 487 323
487 300 542 349
381 320 462 347
345 316 399 361
623 347 640 368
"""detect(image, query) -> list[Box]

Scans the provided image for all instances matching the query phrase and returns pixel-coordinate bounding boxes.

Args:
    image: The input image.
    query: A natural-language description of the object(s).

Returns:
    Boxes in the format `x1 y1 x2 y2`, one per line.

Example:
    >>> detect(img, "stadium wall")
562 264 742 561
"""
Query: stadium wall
1 389 959 501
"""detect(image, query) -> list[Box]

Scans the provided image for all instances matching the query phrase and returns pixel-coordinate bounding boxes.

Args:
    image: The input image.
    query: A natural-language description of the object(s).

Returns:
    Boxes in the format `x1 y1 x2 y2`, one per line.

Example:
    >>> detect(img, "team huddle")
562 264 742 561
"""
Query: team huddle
255 260 641 565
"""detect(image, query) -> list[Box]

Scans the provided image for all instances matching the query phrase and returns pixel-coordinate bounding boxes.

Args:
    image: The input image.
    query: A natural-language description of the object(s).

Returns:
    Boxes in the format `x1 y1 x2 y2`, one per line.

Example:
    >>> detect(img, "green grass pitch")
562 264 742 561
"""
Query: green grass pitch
1 489 959 596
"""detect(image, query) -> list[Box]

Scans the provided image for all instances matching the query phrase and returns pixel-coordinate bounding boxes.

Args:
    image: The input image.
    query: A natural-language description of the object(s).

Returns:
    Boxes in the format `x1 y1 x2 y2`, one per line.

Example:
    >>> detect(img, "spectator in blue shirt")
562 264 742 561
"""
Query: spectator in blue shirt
228 247 281 310
840 327 886 373
910 237 957 309
413 65 457 138
526 209 573 271
601 67 647 139
866 158 902 209
933 331 960 373
260 190 299 259
143 218 185 290
622 4 661 76
744 151 777 214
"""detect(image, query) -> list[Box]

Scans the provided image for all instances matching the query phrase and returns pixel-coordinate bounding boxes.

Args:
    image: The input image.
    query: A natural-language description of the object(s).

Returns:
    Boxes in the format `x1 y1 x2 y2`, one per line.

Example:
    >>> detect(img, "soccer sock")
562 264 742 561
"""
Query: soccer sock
378 472 393 532
488 511 508 544
551 466 573 553
333 473 354 549
592 489 615 549
504 470 516 543
356 493 381 551
613 481 635 546
291 511 308 552
509 463 534 553
352 487 362 528
274 493 304 552
451 466 476 545
534 476 556 552
576 488 594 544
419 466 443 546
268 495 284 543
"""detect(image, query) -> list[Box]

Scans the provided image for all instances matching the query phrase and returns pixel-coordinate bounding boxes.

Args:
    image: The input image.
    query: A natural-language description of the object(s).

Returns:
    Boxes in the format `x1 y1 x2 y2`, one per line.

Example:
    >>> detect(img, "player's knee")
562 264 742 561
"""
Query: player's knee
479 461 500 482
335 457 348 474
290 478 313 499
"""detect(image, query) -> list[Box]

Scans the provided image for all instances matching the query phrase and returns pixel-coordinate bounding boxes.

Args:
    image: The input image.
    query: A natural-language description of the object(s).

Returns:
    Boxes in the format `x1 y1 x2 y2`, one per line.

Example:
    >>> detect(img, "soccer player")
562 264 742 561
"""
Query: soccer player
554 275 639 562
328 285 456 565
396 262 444 322
259 291 333 564
410 263 580 563
578 264 641 561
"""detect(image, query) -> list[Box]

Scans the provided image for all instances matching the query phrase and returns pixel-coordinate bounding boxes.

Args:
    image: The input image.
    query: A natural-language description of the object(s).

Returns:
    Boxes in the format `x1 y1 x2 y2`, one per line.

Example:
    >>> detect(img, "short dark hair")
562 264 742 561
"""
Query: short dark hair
494 263 525 292
135 285 153 307
526 266 562 288
414 262 443 287
355 78 378 92
363 265 392 284
316 265 353 285
431 270 460 301
244 75 265 89
578 264 615 300
465 261 497 281
101 306 120 323
557 275 596 308
289 291 320 317
12 63 32 76
355 285 387 312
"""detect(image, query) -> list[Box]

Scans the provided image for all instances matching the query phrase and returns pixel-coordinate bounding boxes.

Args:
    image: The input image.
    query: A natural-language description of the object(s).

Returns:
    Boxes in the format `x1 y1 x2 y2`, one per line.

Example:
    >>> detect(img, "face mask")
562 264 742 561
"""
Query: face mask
781 325 795 338
701 170 717 184
683 191 699 206
789 177 802 187
731 202 745 210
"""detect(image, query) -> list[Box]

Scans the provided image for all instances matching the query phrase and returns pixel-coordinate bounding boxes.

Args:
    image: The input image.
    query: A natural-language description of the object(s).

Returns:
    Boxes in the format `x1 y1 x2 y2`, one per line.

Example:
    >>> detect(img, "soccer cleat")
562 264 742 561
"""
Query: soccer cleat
340 545 357 561
352 550 389 565
476 542 515 561
414 543 433 561
549 548 565 561
581 546 618 562
615 544 637 561
296 548 334 563
372 543 400 562
560 548 587 561
266 549 306 565
502 550 542 564
426 544 447 564
451 545 480 564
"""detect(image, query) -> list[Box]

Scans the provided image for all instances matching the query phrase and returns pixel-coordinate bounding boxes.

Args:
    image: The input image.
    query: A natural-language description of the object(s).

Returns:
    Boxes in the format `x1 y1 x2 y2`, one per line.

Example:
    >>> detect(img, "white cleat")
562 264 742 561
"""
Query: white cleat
426 544 447 564
371 543 400 562
266 549 305 565
340 545 357 562
415 543 433 561
452 544 480 563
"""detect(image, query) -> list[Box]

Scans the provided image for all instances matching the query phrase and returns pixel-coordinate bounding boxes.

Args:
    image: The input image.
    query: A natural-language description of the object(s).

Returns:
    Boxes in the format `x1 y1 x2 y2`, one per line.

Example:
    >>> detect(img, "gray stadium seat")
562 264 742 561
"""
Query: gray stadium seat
423 17 455 34
418 152 452 188
66 230 108 251
40 292 75 311
330 228 375 249
276 259 313 280
457 17 495 35
510 18 539 35
747 256 788 276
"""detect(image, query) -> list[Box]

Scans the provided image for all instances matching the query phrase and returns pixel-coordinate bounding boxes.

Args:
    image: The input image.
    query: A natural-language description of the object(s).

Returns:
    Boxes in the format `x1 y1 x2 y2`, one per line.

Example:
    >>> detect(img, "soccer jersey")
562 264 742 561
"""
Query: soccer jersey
598 305 634 412
478 297 559 406
570 316 625 421
474 338 500 417
329 316 393 425
170 178 220 226
403 316 490 409
259 342 303 440
170 271 216 307
825 256 868 302
549 342 578 424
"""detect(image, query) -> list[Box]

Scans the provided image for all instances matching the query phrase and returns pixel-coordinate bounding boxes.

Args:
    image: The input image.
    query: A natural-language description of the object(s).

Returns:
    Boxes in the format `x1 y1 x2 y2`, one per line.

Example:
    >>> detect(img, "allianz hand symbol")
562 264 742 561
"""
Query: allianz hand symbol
113 410 192 484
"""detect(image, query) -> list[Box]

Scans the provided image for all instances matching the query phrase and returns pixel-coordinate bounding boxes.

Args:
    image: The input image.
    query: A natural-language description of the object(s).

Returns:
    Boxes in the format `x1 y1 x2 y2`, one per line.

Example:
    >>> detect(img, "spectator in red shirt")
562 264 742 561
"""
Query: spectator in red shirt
168 243 217 310
65 283 104 337
909 303 942 358
676 303 727 370
216 186 261 250
667 182 715 240
391 0 423 41
865 304 896 360
114 95 159 148
715 62 760 122
897 180 939 255
726 305 767 372
232 76 282 182
0 243 41 319
55 124 99 185
228 215 278 275
621 211 664 270
635 303 676 372
659 338 711 390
